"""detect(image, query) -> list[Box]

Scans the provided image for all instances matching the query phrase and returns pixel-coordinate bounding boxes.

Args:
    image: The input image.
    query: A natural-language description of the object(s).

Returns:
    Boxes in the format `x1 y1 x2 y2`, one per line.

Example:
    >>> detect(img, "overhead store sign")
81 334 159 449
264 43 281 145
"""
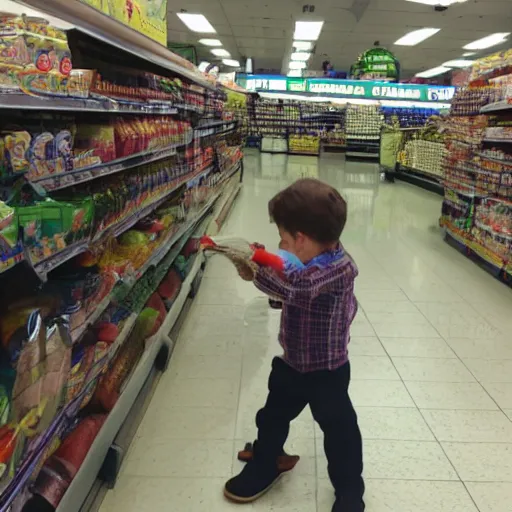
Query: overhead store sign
242 75 455 103
80 0 168 45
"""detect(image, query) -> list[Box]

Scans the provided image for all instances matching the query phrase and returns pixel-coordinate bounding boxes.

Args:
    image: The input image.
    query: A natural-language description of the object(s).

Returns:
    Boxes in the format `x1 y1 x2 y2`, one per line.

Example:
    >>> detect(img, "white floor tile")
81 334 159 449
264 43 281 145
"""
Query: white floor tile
349 380 415 408
318 479 479 512
443 442 512 481
100 476 241 512
446 337 512 359
392 357 476 382
422 410 512 442
380 337 456 358
350 407 435 441
318 440 458 481
463 359 512 383
466 482 512 512
349 337 387 356
405 381 498 410
124 438 234 478
100 151 512 512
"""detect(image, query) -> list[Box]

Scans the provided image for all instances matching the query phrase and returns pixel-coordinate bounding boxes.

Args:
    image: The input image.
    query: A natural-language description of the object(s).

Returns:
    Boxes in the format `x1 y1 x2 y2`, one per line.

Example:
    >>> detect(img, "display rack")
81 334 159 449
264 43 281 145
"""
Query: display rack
0 3 247 511
345 105 382 160
440 48 512 286
248 98 344 156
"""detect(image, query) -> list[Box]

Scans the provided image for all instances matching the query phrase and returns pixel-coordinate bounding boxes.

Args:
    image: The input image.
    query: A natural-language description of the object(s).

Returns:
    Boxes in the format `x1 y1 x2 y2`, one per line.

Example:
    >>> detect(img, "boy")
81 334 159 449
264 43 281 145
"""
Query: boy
224 178 365 512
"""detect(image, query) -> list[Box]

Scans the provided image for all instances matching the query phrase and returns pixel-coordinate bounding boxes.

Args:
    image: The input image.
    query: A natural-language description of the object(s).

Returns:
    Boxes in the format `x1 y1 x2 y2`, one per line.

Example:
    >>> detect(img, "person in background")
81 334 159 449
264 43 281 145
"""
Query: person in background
223 179 365 512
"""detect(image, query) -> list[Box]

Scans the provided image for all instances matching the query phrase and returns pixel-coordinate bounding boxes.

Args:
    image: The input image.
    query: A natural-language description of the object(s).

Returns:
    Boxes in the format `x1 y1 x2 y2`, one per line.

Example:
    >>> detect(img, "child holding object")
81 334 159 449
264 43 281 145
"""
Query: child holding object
220 178 365 512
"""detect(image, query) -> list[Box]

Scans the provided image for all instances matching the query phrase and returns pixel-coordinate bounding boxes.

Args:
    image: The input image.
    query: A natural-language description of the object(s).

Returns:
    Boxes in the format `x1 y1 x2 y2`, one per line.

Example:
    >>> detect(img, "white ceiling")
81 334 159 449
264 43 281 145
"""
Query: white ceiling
165 0 512 77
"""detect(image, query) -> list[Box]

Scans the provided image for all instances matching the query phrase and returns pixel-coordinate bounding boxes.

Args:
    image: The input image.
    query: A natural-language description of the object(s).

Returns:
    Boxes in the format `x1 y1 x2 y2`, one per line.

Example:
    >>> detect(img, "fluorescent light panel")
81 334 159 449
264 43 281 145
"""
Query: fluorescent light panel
405 0 468 5
394 28 440 46
198 38 222 46
176 13 216 33
463 52 476 57
287 70 303 77
211 48 230 57
291 52 311 61
289 61 307 70
415 66 451 78
443 59 475 67
463 33 510 50
294 21 324 41
222 59 240 67
293 41 313 50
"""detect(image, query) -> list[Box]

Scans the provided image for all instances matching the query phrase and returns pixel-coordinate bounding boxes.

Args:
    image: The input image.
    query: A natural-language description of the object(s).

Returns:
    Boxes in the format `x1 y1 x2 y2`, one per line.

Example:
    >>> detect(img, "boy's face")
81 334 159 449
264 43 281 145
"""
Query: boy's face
278 226 306 261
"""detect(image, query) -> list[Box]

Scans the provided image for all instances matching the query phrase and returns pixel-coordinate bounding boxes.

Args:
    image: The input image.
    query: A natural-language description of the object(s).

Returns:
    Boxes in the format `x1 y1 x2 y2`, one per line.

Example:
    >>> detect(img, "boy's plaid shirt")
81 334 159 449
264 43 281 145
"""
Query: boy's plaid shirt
254 247 358 373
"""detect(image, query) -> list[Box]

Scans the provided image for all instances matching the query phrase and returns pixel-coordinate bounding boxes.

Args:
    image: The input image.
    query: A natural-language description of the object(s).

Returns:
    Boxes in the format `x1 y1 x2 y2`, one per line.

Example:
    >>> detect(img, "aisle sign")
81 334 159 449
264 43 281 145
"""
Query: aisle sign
241 75 455 103
80 0 168 45
307 79 456 102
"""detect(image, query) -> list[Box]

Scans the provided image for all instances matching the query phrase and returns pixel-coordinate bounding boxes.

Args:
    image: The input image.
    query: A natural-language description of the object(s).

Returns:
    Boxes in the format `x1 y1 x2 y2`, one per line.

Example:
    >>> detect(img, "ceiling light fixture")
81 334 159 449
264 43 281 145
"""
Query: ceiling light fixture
415 66 451 78
176 13 216 33
463 52 477 57
211 48 231 57
294 21 324 41
198 38 222 46
293 41 313 50
463 33 510 50
198 61 211 72
405 0 468 5
289 61 307 70
442 59 475 67
291 52 311 61
394 28 441 46
287 70 303 77
222 59 240 67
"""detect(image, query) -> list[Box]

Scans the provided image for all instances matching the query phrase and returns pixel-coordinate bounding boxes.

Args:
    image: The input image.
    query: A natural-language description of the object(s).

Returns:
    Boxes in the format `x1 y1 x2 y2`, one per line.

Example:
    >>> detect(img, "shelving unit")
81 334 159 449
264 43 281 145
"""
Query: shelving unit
440 49 512 286
0 3 247 511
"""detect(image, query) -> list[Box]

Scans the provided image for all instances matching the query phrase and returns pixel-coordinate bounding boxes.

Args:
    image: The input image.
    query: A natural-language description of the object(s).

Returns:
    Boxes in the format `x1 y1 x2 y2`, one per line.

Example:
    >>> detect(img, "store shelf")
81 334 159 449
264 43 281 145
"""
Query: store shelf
23 165 219 279
394 167 444 196
346 151 379 159
0 192 223 512
194 121 237 139
0 93 180 115
444 228 511 287
480 100 512 114
56 252 206 512
17 0 215 91
483 138 512 144
32 136 192 191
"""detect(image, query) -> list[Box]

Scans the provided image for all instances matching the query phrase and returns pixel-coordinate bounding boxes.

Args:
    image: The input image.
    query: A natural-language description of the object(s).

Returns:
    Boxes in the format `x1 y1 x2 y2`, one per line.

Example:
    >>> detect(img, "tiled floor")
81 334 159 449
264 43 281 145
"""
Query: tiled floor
101 151 512 511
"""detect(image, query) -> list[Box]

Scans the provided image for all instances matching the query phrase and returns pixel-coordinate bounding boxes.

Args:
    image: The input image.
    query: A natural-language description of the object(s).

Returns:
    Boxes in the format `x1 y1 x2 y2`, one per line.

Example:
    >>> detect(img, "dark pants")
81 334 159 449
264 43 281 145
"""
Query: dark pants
255 357 364 499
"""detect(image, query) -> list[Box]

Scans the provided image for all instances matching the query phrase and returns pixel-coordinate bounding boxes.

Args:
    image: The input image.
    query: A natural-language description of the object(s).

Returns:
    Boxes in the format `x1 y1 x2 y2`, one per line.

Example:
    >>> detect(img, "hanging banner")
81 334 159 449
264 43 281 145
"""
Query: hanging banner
241 75 455 103
80 0 168 45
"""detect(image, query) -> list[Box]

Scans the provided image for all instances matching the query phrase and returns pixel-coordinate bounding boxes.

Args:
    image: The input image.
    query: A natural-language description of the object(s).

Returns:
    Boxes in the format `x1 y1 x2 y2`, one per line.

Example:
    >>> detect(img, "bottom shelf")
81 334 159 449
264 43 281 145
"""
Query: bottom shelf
388 166 444 196
444 228 512 288
346 151 379 160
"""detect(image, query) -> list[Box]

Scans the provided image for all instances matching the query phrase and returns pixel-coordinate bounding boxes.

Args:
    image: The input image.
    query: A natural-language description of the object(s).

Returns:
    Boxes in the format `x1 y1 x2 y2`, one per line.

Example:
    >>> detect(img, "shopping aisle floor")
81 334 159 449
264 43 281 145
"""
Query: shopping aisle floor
101 150 512 512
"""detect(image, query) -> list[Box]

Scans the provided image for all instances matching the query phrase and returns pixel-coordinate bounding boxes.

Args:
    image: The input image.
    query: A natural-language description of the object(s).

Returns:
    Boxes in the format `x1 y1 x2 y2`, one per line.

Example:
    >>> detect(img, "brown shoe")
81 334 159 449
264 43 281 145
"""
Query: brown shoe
237 442 300 472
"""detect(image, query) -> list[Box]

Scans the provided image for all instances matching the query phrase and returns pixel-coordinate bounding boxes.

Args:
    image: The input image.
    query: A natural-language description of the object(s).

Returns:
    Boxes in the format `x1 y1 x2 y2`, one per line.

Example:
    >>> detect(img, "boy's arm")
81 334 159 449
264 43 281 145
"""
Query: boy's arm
253 266 336 306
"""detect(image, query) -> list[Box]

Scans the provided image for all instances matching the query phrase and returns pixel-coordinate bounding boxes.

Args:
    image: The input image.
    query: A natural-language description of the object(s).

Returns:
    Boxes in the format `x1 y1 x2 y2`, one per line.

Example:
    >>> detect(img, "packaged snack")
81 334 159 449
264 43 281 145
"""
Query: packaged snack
67 69 94 98
74 124 116 164
4 131 31 175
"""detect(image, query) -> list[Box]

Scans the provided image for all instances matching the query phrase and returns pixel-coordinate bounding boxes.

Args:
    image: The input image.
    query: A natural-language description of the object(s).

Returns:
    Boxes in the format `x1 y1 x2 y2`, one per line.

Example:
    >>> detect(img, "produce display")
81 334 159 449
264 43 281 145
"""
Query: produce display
0 7 247 512
288 134 320 156
440 49 512 283
346 104 382 159
397 119 447 180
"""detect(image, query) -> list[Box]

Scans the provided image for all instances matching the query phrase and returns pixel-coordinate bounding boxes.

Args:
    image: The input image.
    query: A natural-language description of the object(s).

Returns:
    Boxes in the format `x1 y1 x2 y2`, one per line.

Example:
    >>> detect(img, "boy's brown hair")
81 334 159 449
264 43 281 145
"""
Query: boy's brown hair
268 178 347 244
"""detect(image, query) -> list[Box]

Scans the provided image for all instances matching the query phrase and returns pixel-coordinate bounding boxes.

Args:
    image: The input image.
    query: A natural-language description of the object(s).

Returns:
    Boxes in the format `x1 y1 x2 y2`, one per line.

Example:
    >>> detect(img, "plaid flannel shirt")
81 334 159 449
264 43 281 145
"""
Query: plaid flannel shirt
254 246 358 373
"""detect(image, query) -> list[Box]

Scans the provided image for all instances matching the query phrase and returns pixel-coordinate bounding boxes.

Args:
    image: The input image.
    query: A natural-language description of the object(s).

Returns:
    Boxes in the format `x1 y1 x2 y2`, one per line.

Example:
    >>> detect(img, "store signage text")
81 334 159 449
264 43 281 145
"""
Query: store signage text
240 75 456 103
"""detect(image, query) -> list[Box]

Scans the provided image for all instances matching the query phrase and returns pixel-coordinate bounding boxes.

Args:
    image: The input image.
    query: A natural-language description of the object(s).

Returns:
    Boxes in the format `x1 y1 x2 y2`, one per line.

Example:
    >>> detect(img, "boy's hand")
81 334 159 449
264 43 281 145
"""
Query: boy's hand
230 254 258 281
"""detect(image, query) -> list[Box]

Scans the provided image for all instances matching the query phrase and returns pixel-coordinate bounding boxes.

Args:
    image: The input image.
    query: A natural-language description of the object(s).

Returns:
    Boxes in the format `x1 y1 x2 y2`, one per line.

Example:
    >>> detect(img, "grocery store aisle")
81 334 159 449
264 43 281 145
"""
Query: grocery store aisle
101 149 512 512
